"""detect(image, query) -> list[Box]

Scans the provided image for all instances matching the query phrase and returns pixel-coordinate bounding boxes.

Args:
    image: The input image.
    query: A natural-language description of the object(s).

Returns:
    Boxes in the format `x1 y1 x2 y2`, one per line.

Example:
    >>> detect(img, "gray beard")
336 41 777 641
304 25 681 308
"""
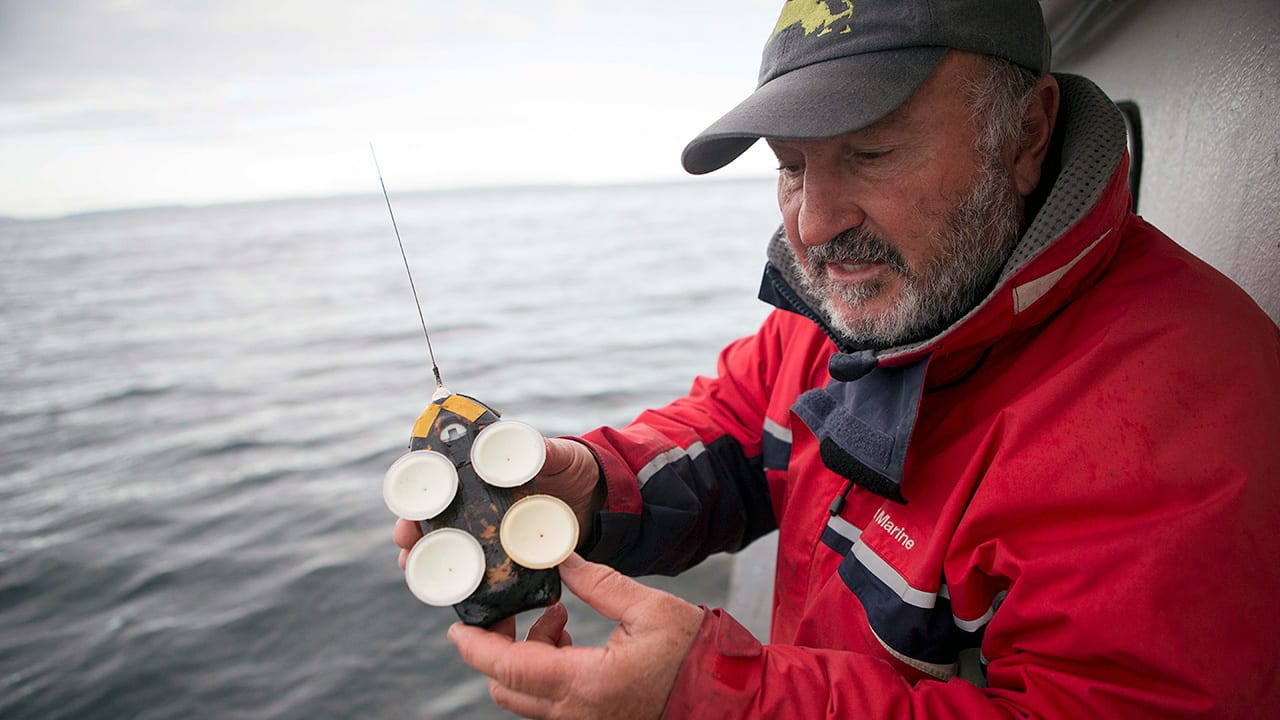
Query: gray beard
791 158 1023 349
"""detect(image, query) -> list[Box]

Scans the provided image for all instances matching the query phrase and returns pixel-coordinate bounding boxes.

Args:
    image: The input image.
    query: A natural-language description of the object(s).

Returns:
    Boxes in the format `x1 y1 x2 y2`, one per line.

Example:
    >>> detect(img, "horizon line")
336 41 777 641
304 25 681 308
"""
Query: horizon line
0 174 776 224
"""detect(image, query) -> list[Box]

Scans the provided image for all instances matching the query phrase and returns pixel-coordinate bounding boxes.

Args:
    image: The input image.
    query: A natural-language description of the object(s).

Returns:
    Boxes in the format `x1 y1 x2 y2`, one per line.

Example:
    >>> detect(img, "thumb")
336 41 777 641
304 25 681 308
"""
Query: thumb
558 553 656 625
538 439 604 531
541 437 584 475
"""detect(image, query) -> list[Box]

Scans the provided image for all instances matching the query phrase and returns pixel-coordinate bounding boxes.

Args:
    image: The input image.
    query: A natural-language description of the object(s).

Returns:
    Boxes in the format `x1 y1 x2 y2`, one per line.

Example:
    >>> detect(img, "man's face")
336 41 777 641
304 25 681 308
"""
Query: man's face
768 53 1025 348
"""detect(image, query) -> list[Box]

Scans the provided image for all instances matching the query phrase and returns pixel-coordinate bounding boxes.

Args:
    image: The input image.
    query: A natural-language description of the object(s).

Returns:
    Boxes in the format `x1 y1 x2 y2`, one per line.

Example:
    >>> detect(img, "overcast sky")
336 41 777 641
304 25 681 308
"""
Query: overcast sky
0 0 783 218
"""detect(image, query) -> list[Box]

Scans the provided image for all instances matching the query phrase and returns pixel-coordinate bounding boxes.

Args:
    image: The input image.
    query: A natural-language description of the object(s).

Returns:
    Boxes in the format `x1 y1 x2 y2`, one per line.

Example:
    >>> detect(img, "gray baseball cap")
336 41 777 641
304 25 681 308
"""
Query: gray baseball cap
681 0 1051 174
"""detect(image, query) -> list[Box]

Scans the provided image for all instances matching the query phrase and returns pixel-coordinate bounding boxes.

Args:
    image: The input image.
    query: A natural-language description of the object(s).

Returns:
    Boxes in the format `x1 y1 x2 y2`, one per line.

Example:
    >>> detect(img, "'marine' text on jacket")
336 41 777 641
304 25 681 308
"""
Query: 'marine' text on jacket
873 508 915 550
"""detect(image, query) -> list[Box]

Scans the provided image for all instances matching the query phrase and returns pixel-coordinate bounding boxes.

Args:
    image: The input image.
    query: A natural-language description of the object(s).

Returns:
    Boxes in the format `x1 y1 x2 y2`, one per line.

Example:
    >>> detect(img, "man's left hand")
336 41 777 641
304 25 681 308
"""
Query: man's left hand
448 553 705 720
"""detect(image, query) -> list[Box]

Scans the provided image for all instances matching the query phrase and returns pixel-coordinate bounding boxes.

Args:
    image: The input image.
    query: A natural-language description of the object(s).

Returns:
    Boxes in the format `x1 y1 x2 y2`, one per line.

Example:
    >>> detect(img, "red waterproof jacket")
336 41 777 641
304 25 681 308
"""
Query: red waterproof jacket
576 75 1280 718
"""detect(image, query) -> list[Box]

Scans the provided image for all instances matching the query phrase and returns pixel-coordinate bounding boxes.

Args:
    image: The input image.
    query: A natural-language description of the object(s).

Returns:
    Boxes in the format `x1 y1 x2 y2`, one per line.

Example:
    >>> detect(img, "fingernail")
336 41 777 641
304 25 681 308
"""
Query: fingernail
562 552 584 569
447 623 461 643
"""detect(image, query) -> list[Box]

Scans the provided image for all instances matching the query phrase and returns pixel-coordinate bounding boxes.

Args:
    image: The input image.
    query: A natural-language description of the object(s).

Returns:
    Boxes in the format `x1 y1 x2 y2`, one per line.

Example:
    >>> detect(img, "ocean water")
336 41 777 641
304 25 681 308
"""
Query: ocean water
0 179 779 719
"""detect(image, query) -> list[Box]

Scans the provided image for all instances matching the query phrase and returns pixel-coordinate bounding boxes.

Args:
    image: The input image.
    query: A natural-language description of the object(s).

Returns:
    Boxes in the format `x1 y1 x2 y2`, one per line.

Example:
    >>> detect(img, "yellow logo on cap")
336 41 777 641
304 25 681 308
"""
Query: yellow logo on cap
771 0 853 39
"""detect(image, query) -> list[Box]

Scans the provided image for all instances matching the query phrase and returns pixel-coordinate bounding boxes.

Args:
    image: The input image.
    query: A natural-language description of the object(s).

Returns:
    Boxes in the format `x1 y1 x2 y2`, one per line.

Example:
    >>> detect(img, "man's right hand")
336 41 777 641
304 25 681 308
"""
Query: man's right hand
394 437 604 570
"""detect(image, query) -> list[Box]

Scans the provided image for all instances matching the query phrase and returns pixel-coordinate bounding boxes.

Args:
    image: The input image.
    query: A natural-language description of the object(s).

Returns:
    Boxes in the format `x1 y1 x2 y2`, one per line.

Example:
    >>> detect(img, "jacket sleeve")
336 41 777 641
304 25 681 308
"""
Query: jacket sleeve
574 313 790 577
665 610 1015 719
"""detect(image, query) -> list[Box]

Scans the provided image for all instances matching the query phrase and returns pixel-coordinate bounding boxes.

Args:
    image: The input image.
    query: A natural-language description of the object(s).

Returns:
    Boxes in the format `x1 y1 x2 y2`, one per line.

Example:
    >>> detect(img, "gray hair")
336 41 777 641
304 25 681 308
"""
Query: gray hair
967 57 1040 158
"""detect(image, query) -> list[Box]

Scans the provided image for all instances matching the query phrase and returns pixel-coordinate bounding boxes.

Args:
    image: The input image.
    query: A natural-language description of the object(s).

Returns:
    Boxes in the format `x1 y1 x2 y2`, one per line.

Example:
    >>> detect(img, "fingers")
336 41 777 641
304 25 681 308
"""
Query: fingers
557 553 658 626
449 571 700 720
393 518 423 569
393 517 422 550
540 437 583 476
488 679 559 720
538 439 604 536
526 602 572 648
450 622 578 700
490 615 517 641
451 613 581 720
449 622 513 669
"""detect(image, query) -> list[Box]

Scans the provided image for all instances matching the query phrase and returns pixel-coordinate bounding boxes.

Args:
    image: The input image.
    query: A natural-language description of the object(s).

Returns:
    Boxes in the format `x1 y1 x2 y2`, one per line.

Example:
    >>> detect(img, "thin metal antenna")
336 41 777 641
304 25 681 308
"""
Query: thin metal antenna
371 144 444 389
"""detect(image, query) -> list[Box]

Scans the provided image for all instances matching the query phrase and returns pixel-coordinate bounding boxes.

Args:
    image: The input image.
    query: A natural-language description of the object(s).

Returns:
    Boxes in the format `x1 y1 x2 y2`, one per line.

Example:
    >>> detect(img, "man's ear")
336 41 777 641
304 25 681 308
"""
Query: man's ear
1012 75 1060 197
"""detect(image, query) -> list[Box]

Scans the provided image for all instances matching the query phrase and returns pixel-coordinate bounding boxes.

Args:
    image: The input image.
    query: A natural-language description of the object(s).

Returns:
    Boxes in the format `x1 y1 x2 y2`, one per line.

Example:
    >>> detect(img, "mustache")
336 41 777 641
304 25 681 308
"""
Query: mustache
804 227 911 276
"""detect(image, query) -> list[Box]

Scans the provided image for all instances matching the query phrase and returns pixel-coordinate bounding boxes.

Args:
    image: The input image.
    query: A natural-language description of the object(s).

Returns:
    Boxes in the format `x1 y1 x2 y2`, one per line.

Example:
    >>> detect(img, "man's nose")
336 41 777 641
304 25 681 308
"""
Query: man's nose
797 169 865 247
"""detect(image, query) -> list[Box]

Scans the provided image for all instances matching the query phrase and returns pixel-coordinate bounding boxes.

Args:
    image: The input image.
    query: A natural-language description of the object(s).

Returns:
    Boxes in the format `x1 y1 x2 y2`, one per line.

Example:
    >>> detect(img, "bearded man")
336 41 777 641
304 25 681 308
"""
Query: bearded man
395 1 1280 717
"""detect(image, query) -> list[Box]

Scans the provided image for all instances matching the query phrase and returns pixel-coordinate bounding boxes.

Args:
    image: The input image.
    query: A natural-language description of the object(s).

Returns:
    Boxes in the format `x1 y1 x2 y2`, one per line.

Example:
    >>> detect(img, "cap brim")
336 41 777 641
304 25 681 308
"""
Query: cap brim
681 46 950 175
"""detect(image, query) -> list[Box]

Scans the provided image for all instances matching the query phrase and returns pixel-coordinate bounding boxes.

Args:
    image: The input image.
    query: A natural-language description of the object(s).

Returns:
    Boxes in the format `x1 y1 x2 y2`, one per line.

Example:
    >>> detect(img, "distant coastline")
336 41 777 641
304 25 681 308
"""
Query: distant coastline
2 176 774 225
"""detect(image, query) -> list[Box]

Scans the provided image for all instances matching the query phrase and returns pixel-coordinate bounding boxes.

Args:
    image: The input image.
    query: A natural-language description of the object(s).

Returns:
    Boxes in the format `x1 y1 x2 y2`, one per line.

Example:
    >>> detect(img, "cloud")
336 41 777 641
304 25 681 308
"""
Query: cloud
0 0 782 217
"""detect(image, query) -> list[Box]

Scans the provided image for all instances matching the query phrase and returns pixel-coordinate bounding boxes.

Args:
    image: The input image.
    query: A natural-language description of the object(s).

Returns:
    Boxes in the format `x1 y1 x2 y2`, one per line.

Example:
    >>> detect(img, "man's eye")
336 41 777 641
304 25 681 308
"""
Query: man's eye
776 163 803 176
852 150 890 162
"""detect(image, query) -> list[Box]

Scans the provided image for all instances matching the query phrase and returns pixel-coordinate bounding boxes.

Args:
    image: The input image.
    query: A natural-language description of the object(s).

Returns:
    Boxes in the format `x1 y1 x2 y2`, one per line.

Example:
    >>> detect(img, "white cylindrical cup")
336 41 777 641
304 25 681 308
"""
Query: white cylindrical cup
470 420 547 488
383 451 459 521
404 528 487 607
499 494 580 570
